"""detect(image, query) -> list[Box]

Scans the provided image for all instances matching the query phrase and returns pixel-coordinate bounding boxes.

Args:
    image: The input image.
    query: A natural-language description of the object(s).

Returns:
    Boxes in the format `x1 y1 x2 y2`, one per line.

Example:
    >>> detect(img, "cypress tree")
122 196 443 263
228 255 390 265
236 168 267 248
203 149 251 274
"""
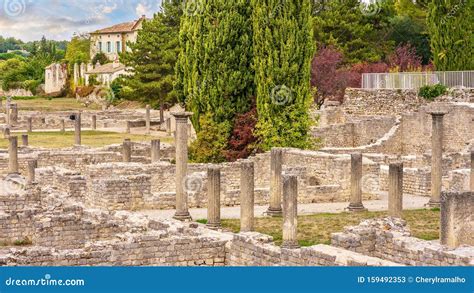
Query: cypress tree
427 0 473 70
121 1 181 109
176 0 254 162
252 0 315 150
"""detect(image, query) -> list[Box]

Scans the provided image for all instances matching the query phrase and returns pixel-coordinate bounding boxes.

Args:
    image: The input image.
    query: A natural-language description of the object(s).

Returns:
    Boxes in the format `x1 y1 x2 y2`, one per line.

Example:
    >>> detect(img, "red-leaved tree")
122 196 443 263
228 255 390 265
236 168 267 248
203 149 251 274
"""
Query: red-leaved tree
346 62 390 88
224 101 258 162
311 46 349 105
388 43 423 72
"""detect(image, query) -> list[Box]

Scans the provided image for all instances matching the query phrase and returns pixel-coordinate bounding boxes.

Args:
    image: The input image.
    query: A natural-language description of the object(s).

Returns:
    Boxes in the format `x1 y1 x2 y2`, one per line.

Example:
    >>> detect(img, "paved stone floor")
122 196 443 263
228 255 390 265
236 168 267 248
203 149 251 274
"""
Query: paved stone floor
139 194 429 220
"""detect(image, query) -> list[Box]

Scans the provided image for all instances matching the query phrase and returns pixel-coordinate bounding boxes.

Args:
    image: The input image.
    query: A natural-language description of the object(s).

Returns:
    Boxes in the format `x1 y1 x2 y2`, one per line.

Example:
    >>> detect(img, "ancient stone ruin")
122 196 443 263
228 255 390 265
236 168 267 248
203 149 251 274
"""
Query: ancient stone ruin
0 88 472 266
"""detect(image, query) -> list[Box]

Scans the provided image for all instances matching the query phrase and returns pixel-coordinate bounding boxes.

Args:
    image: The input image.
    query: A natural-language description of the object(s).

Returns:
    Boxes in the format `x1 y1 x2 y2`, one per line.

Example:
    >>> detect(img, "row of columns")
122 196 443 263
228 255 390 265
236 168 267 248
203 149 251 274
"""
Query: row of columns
6 136 37 184
122 138 161 163
345 153 403 217
169 112 298 247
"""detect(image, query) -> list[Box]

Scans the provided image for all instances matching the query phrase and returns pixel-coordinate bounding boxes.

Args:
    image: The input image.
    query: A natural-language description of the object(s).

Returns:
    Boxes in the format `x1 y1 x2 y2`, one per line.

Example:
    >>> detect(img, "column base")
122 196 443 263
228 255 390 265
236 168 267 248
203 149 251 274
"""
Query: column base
206 222 221 230
282 241 300 250
346 203 368 212
173 212 192 221
426 200 441 208
266 207 283 217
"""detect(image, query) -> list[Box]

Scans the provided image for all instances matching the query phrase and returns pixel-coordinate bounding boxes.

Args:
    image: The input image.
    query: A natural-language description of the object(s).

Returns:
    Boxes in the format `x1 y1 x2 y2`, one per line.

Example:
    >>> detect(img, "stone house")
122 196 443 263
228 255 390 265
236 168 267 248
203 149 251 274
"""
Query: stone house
84 60 129 86
44 63 67 95
89 16 145 61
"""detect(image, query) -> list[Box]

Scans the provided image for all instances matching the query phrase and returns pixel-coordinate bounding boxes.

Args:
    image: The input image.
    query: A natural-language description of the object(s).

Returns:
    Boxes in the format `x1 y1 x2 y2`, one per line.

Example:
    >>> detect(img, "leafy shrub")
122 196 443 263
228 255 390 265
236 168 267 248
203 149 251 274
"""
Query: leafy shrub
88 74 99 86
388 43 422 72
75 86 95 98
310 46 348 105
224 102 258 162
418 84 447 101
189 113 231 163
92 52 109 65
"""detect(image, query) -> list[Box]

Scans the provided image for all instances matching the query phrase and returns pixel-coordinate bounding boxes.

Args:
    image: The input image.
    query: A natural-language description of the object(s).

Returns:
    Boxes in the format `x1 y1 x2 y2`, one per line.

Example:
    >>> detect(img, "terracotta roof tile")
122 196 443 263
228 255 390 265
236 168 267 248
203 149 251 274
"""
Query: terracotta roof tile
86 63 126 74
91 17 144 34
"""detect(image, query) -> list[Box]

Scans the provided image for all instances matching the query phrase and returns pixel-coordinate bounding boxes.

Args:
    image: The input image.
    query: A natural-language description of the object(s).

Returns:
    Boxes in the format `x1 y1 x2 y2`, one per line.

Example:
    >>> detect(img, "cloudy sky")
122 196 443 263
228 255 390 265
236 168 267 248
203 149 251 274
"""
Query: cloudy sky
0 0 163 41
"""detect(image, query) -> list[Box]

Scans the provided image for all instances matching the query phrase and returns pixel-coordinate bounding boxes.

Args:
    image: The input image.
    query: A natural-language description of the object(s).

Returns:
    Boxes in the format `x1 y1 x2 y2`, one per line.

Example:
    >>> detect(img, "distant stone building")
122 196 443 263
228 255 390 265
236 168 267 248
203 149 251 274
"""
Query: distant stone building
44 63 67 95
89 16 145 61
84 60 129 86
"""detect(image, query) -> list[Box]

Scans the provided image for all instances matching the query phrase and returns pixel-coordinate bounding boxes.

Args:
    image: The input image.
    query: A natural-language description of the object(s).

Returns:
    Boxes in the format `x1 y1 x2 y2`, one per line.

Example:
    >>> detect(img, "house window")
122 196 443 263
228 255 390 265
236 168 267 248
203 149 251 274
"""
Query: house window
107 41 111 53
98 42 102 52
116 41 121 53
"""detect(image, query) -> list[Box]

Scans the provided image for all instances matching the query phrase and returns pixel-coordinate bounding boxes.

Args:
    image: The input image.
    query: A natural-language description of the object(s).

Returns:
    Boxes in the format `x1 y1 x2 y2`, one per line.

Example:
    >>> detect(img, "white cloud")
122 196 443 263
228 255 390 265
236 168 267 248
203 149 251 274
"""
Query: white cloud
135 3 147 16
102 3 118 14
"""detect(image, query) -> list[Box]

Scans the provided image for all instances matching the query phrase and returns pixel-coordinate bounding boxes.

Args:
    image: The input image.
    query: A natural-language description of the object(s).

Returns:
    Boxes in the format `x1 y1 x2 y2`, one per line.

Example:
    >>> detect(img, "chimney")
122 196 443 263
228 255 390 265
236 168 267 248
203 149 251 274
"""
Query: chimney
112 56 119 69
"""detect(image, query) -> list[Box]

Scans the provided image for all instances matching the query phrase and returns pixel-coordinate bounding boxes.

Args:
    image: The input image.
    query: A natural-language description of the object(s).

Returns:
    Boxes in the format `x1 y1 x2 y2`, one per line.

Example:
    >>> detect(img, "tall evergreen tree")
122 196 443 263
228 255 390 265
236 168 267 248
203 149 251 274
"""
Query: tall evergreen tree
252 0 315 150
177 0 254 127
176 0 254 162
313 0 395 64
428 0 473 70
121 2 181 115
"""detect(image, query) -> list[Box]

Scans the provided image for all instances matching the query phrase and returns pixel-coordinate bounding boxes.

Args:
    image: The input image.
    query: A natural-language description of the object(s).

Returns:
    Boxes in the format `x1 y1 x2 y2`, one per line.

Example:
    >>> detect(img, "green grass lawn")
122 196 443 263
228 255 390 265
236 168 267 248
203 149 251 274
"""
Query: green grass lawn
218 209 440 247
1 131 173 149
6 97 100 112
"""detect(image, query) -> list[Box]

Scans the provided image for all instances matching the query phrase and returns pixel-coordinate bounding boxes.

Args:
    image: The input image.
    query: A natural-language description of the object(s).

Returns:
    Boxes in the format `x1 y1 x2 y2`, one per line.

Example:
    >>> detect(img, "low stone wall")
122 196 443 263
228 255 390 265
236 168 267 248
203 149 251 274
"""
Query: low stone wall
313 116 396 148
380 165 431 197
0 219 229 266
6 109 164 131
225 232 402 266
342 88 474 117
441 191 474 248
331 218 474 266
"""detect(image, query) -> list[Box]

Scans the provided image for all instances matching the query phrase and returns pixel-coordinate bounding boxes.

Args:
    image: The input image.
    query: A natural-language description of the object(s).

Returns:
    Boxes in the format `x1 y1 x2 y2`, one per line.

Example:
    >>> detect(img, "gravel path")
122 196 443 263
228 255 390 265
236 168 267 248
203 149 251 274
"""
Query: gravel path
139 194 429 220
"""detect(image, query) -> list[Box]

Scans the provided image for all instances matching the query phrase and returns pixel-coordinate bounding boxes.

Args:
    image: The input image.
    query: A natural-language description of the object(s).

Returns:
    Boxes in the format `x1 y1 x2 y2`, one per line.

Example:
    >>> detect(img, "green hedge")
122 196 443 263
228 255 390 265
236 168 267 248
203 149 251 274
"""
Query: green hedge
418 84 447 101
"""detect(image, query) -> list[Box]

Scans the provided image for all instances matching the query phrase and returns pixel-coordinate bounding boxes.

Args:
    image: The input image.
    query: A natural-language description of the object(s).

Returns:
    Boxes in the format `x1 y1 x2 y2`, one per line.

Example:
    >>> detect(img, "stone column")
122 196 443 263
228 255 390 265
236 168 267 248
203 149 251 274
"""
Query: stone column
240 160 255 232
10 104 18 124
3 127 10 139
145 105 151 134
347 153 367 212
428 110 448 207
60 119 65 132
122 139 132 163
27 117 33 132
126 121 131 134
470 151 474 191
388 162 403 218
172 112 193 221
91 115 97 130
440 191 473 248
27 159 37 184
207 166 221 229
160 103 165 124
166 118 172 136
73 63 79 85
21 134 28 147
267 148 283 216
8 136 19 174
282 174 299 249
5 102 10 125
151 139 161 163
74 112 81 146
